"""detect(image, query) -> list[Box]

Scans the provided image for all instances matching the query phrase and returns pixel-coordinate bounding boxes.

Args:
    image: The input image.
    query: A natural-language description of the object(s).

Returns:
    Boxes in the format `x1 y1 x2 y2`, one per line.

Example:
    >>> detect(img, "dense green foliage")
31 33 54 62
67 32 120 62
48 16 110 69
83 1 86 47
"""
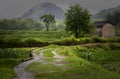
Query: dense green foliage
65 4 92 38
40 14 55 31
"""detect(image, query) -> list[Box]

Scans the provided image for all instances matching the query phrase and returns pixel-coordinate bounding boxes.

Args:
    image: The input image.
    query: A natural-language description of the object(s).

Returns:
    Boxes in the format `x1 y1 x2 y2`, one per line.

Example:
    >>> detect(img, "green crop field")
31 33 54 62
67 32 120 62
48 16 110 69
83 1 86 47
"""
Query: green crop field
0 30 70 42
0 48 34 79
0 30 120 48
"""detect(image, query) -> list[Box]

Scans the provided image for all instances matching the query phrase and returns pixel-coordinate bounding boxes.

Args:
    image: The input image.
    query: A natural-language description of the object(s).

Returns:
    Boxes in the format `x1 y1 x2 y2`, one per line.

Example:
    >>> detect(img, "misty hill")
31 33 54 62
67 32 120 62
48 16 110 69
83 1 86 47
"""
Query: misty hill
92 5 120 19
21 2 65 20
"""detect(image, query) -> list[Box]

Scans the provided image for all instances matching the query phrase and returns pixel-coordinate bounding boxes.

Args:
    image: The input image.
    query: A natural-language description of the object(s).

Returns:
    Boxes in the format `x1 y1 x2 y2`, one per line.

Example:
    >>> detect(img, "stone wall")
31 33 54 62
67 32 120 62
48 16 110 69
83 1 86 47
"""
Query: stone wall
101 23 115 38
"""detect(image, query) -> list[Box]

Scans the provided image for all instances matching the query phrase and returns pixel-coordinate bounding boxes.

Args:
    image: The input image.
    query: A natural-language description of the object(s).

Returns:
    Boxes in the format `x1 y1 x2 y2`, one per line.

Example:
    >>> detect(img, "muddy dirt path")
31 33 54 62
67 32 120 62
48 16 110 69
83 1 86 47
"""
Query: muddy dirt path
13 49 40 79
13 49 64 79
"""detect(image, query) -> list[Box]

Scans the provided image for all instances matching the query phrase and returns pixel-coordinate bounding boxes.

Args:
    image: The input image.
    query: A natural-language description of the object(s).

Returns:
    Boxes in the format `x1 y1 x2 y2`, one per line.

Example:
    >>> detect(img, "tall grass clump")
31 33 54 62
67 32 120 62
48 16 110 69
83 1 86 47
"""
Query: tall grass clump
0 48 33 79
0 48 30 59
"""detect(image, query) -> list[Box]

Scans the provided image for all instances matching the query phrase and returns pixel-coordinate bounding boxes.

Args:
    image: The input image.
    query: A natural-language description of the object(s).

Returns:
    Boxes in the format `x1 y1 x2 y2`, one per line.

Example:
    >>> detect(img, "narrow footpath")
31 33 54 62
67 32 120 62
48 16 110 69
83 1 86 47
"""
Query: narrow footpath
13 48 65 79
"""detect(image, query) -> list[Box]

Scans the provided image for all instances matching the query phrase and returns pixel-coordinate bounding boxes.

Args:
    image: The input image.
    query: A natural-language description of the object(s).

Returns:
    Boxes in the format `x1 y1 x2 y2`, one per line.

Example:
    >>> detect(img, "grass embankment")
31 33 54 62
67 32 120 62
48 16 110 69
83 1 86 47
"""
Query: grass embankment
56 44 120 73
0 30 69 47
0 30 120 47
26 44 120 79
0 48 34 79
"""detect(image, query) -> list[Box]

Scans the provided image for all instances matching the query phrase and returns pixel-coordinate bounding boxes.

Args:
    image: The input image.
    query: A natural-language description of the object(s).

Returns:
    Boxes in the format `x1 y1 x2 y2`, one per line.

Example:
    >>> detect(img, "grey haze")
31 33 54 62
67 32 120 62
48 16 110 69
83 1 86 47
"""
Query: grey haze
0 0 120 19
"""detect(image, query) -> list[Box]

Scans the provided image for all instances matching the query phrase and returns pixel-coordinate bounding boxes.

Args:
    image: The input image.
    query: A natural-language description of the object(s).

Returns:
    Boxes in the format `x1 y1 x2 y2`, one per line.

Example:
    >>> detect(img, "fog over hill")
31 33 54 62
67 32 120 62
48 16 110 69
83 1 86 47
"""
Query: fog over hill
21 2 65 20
0 0 120 19
93 5 120 19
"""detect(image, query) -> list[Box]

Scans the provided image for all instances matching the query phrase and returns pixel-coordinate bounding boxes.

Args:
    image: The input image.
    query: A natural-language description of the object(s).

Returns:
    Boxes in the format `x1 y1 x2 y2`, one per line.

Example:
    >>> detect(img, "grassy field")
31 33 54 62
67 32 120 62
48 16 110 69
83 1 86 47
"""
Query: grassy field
26 44 120 79
0 48 34 79
0 30 70 42
0 30 72 47
0 30 120 48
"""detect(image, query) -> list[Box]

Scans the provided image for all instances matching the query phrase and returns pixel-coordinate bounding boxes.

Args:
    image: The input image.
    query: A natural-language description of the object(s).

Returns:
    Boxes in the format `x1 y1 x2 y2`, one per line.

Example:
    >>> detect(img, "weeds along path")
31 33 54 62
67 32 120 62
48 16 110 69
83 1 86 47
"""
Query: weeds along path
13 48 65 79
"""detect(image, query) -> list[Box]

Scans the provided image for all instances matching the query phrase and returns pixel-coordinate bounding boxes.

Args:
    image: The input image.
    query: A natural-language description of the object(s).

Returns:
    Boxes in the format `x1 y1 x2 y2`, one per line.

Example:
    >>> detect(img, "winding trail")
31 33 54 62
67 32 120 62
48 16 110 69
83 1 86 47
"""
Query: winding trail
13 48 65 79
13 49 39 79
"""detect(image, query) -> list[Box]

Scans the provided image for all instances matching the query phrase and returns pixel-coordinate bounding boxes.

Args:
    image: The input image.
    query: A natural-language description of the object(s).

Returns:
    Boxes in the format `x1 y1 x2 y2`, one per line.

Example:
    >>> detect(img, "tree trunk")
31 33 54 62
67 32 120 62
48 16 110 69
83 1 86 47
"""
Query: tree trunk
75 31 79 38
45 24 49 31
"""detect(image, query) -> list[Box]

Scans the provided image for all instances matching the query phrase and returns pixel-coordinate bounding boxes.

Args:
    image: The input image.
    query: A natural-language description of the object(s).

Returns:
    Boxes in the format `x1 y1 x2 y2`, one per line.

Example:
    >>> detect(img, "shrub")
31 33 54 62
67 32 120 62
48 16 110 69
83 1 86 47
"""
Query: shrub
92 36 107 43
79 38 94 44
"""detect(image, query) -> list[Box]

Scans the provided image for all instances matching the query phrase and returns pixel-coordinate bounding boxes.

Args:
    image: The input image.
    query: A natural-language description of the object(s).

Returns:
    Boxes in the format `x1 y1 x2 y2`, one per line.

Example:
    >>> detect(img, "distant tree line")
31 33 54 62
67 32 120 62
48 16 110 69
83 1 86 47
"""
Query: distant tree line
0 18 65 31
0 18 44 30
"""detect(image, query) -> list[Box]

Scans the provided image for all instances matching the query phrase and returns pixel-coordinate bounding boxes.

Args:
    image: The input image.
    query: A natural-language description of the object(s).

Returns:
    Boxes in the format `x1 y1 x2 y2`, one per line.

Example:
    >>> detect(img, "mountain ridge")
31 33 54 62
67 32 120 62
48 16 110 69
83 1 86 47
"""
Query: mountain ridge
21 2 65 20
92 5 120 19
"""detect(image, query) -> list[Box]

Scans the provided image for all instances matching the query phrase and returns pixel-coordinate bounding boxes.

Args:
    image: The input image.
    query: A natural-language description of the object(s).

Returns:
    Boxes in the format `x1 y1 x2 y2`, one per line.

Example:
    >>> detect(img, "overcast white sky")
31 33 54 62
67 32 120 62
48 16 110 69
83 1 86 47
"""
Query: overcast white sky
0 0 120 19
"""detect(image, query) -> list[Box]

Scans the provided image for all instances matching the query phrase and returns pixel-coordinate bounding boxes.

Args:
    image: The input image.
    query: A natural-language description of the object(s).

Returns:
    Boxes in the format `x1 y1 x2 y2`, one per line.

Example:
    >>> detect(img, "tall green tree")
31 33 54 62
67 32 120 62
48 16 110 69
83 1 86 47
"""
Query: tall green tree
65 4 91 38
40 14 55 31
